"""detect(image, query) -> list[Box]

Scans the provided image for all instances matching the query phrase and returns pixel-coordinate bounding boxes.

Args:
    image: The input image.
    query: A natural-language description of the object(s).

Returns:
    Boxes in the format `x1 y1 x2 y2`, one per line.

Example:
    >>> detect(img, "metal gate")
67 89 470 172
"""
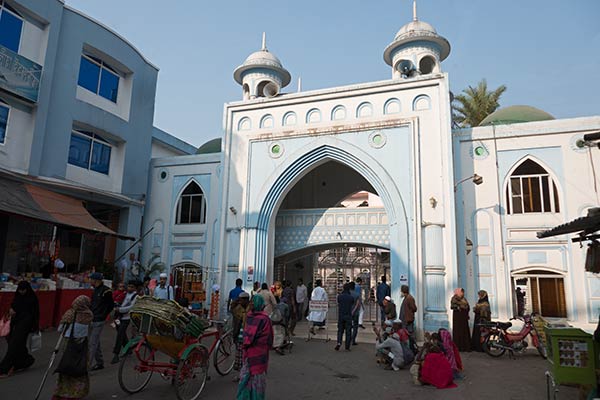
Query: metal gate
313 247 389 322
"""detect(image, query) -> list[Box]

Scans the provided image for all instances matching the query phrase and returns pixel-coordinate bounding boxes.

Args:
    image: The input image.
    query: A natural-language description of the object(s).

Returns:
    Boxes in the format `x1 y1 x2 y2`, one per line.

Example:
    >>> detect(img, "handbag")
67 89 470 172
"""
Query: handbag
28 331 42 352
55 315 88 377
0 316 10 337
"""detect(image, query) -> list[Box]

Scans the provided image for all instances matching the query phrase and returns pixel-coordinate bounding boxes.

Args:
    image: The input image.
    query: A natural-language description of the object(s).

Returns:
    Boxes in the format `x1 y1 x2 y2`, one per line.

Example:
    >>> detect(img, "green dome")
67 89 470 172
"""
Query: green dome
196 138 222 154
479 105 555 126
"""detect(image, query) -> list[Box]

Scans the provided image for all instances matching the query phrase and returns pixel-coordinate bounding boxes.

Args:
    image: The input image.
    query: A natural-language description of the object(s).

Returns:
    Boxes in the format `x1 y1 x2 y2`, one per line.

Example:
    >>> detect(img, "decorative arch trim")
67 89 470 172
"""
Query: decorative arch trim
253 143 409 282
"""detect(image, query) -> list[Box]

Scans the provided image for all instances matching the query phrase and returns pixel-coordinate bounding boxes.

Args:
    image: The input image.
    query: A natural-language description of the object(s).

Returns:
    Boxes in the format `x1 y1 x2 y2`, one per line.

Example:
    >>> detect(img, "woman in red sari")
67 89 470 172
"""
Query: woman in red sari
237 294 273 400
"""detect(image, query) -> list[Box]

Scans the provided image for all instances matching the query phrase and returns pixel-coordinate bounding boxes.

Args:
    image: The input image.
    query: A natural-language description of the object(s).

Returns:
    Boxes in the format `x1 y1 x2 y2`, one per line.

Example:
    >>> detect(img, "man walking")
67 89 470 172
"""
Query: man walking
349 281 362 345
281 280 297 336
399 285 418 353
335 283 354 351
89 272 113 370
295 278 307 321
355 277 365 329
376 275 391 324
308 280 327 334
111 280 138 364
227 278 245 311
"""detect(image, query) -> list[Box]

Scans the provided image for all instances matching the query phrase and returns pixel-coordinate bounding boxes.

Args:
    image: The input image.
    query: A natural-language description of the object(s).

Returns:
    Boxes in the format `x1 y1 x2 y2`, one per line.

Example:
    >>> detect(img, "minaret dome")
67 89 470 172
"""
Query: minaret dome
383 1 450 79
233 33 291 100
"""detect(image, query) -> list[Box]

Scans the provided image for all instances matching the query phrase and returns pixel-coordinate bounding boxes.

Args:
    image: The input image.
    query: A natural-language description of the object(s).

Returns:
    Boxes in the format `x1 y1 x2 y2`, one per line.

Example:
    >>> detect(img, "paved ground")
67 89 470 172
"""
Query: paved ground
0 321 579 400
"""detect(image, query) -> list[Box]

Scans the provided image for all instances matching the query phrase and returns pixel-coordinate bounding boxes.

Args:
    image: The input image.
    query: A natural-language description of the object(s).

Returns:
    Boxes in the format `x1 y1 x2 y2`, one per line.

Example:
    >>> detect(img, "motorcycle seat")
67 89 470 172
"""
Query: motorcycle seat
497 321 512 330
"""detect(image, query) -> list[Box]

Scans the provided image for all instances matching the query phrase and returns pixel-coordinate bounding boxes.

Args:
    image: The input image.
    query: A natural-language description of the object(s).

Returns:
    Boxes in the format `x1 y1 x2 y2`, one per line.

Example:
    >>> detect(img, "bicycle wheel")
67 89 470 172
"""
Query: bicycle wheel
175 345 209 400
118 343 154 394
213 333 236 376
483 333 506 357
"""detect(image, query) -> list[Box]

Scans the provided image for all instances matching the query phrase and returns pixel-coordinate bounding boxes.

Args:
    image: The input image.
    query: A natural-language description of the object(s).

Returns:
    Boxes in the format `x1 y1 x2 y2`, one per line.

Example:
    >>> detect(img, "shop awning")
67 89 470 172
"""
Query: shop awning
537 207 600 239
0 178 134 240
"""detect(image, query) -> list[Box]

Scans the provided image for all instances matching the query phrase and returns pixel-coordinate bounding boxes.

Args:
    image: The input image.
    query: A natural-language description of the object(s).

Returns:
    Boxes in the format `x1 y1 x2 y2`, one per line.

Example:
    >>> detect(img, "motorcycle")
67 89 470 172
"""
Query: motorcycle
479 313 547 359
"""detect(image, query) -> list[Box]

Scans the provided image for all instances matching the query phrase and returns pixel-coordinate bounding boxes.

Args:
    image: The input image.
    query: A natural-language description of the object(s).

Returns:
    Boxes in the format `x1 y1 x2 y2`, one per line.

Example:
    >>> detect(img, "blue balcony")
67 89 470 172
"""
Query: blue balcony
0 43 42 102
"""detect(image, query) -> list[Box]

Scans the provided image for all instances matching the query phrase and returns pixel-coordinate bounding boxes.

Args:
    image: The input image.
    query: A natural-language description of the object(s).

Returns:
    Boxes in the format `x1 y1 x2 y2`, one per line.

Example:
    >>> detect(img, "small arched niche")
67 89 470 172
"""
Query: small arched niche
356 102 373 118
238 117 251 131
412 95 431 111
260 114 274 129
306 108 321 124
331 105 346 121
384 98 401 115
282 111 297 126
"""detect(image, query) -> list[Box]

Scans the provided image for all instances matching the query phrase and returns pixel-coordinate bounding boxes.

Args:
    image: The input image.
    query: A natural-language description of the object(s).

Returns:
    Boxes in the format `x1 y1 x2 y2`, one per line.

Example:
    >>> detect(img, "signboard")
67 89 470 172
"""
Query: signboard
0 44 42 102
246 265 254 282
309 300 328 312
400 274 409 286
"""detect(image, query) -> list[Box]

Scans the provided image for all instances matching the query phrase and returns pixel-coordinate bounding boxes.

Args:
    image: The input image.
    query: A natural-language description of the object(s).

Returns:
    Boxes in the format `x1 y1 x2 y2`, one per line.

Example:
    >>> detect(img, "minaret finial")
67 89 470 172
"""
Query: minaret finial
413 0 418 21
261 32 267 51
297 76 302 92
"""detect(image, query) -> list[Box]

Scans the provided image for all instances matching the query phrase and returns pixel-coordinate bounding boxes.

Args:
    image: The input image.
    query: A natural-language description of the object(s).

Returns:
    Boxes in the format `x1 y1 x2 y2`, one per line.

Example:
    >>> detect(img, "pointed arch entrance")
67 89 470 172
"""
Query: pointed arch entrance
248 142 411 302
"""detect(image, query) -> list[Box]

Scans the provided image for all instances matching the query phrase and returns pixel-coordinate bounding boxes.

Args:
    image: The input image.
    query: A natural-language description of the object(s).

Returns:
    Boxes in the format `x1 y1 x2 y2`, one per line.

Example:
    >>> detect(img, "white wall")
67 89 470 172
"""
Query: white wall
0 102 35 173
454 116 600 328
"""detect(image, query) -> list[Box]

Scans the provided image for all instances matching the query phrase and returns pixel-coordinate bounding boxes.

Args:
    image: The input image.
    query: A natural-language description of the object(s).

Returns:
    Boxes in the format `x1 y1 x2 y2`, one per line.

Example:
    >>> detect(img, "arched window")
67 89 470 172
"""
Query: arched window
506 159 560 214
176 181 206 224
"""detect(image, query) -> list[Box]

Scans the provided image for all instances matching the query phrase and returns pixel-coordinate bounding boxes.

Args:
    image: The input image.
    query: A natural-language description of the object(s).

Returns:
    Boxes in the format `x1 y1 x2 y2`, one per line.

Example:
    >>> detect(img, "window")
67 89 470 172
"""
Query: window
0 102 8 144
0 1 23 53
176 181 206 224
68 130 112 174
506 159 560 214
78 55 120 103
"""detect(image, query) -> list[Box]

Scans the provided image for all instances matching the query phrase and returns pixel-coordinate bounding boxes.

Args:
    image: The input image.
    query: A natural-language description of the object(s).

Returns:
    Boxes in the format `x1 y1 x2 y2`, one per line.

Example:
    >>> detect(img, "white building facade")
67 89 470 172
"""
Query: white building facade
454 112 600 330
143 8 600 333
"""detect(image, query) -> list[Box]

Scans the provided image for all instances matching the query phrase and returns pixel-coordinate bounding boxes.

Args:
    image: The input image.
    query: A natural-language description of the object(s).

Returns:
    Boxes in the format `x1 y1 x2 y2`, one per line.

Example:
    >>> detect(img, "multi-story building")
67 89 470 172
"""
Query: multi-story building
0 0 193 275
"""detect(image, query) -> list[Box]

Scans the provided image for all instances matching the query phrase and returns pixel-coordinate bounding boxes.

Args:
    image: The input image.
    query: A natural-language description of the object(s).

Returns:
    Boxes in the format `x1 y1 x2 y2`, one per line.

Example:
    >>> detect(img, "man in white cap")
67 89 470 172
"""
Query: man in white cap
152 273 174 300
383 295 397 324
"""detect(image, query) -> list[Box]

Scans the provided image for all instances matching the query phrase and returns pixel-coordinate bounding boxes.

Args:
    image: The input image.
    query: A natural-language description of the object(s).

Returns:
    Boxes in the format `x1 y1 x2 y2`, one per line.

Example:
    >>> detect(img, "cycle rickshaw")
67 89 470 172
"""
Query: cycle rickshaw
118 297 235 400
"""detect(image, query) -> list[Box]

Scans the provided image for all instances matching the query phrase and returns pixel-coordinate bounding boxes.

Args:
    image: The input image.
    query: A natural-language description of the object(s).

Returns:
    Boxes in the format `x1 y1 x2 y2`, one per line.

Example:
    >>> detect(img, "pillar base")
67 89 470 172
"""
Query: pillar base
423 311 449 332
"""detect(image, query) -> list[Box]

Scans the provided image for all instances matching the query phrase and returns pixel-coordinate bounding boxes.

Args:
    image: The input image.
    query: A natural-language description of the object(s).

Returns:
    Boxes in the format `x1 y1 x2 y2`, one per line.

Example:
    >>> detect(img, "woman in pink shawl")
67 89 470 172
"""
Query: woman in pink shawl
439 328 464 378
237 294 273 400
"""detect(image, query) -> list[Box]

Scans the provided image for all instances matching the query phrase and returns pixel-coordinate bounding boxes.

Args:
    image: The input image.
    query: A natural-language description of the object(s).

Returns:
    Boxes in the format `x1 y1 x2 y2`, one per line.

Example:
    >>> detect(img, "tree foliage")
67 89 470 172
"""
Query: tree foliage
452 79 507 127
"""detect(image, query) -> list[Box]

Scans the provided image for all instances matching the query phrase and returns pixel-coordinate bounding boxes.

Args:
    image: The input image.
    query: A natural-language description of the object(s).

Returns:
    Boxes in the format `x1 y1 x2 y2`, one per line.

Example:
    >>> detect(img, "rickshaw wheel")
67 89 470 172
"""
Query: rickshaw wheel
213 333 236 376
118 343 154 394
175 344 209 400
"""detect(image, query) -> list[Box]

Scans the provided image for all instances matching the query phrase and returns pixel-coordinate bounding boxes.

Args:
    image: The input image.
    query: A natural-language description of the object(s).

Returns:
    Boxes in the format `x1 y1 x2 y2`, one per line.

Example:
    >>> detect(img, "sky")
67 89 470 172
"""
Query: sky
66 0 600 148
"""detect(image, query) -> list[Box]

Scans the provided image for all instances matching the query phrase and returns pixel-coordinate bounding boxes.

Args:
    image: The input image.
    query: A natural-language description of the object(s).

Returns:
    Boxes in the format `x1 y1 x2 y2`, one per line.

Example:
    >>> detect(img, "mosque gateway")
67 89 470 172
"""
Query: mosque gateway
143 2 600 334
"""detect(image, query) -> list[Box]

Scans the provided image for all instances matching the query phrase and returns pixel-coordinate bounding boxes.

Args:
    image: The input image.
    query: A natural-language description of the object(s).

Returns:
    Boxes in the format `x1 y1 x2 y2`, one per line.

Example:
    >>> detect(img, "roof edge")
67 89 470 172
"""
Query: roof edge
63 5 159 71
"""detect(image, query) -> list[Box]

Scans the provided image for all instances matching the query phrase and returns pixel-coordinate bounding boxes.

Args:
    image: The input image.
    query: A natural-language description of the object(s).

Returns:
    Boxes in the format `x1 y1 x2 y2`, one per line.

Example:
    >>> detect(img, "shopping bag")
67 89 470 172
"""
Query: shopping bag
28 331 42 352
54 337 88 377
0 316 10 337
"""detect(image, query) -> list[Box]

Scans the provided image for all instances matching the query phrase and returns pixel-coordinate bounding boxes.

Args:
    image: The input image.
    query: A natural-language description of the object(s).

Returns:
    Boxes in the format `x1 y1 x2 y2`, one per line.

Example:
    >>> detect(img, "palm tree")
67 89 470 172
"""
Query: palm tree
452 79 507 127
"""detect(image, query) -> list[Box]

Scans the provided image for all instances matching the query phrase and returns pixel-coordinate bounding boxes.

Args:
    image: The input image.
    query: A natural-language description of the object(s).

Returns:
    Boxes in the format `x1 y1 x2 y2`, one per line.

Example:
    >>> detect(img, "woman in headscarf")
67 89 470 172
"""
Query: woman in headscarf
237 295 274 400
257 283 277 316
0 281 39 377
450 288 471 352
471 290 491 352
52 295 94 400
438 328 463 378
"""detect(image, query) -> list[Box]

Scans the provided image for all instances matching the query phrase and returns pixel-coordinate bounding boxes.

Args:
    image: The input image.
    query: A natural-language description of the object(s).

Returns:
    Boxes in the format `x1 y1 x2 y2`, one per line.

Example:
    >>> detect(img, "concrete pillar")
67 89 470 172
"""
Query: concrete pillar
423 224 449 331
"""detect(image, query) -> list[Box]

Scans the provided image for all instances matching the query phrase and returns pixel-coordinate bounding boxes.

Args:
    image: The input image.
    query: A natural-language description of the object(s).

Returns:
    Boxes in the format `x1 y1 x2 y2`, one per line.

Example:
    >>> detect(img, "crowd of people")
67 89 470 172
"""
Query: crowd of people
0 270 495 398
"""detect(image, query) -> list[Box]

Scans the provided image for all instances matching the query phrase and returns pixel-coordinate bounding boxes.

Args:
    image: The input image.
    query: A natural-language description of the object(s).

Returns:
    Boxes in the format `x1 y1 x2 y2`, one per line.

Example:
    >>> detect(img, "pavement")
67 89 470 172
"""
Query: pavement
0 320 580 400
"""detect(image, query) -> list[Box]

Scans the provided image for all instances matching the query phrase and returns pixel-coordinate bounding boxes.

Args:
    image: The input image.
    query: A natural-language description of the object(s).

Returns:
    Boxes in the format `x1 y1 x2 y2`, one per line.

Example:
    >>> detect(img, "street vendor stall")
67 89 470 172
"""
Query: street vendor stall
171 264 206 314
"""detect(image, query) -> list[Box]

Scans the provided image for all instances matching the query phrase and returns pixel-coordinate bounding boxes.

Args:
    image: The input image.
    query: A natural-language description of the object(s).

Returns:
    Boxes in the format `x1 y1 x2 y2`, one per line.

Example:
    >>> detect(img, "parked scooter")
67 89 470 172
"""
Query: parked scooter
479 313 547 359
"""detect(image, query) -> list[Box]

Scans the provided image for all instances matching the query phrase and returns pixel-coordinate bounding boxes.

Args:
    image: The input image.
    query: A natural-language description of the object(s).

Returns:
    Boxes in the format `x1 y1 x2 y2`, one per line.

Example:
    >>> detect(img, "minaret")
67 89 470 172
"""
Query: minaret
233 33 291 100
383 1 450 79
